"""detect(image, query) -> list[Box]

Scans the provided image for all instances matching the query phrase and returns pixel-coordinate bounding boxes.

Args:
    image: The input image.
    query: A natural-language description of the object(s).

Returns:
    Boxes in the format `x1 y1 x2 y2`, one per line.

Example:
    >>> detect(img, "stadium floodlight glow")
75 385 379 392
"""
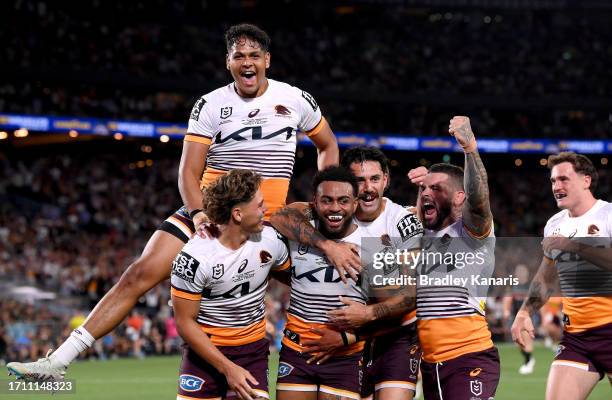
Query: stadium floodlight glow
539 158 547 166
14 128 29 138
602 158 609 166
140 145 152 153
515 158 523 167
69 130 79 138
113 132 124 140
160 134 170 143
0 131 7 140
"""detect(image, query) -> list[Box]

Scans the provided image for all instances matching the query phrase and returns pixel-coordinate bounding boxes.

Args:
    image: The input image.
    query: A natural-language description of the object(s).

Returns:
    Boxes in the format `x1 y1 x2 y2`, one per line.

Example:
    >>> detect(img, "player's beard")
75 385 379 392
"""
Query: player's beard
423 200 452 231
319 214 354 239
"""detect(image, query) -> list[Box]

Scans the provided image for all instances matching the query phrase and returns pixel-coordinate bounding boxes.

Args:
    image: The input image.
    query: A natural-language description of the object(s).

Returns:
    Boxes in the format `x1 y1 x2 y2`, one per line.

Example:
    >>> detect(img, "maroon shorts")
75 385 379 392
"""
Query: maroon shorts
276 346 362 399
420 347 500 400
361 323 421 397
158 206 195 243
177 339 270 399
553 322 612 380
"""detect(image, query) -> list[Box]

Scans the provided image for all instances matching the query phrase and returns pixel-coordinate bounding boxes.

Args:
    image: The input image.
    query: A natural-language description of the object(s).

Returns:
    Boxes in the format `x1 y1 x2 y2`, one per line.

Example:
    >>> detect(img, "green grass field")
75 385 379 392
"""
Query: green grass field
3 343 609 399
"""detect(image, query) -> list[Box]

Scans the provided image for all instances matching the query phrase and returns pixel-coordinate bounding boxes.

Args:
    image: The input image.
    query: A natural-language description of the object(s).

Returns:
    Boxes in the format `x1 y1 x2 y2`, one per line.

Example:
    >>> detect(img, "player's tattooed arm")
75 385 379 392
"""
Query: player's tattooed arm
448 116 493 237
463 150 493 237
369 257 417 320
269 202 322 246
520 256 557 316
270 203 362 282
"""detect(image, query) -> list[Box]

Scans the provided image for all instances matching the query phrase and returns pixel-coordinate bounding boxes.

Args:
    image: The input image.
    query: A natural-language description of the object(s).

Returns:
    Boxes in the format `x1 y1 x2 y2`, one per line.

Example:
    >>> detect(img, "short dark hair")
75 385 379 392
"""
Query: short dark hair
548 152 598 193
341 146 389 175
429 163 464 190
225 23 271 52
312 166 359 197
203 169 262 225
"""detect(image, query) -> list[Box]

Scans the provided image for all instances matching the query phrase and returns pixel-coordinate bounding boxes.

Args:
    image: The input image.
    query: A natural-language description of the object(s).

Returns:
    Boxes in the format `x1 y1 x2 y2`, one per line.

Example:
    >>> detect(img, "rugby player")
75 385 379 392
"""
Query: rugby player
6 23 355 381
171 169 289 400
407 116 499 400
511 152 612 400
271 147 424 400
275 166 368 400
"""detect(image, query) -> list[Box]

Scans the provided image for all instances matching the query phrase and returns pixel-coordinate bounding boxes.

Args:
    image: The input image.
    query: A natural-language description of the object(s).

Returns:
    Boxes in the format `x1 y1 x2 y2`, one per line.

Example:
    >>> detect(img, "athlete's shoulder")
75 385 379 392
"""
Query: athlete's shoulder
181 235 217 261
544 209 568 235
384 199 423 240
269 79 319 111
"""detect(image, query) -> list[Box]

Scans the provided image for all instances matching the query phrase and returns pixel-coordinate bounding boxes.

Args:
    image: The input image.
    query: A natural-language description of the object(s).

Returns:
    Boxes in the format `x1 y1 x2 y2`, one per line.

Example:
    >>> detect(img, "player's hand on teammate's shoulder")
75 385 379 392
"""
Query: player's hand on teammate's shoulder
193 212 219 239
320 241 361 283
449 116 477 153
407 166 428 187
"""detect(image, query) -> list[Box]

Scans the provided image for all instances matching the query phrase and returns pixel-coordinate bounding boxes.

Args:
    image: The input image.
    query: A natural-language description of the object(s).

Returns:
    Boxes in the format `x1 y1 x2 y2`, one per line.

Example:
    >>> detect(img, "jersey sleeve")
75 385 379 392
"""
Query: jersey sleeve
270 228 291 271
170 241 207 301
295 87 324 136
185 95 214 145
392 210 424 251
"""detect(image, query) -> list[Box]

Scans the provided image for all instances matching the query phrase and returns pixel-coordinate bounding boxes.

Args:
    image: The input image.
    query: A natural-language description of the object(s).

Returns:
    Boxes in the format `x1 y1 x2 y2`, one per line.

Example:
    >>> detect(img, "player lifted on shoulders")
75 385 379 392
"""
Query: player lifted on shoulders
7 23 349 382
407 116 499 400
511 152 612 400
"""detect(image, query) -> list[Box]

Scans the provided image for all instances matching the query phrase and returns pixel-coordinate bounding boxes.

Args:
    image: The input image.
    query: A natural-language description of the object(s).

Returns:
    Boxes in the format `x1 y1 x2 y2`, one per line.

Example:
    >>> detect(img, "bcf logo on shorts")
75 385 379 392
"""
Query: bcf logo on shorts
277 362 294 378
180 374 205 392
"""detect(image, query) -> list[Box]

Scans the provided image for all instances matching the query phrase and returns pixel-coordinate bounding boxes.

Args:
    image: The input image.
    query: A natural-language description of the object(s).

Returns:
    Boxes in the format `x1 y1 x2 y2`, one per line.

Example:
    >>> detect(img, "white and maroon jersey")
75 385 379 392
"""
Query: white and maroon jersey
185 79 325 215
356 198 423 325
417 219 495 362
171 226 290 346
283 223 368 355
544 199 612 332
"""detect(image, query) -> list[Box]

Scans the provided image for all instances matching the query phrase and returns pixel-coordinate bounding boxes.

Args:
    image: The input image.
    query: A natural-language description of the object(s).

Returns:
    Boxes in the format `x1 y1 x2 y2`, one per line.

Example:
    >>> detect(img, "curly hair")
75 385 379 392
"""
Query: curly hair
312 166 359 197
341 146 389 175
548 152 598 193
225 23 271 52
203 169 262 225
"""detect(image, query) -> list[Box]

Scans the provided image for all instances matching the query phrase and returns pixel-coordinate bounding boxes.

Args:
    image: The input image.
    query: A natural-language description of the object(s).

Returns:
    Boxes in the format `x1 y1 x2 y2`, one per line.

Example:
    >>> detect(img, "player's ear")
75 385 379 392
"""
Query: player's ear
265 52 270 69
583 174 591 191
226 54 231 70
454 190 466 207
231 206 242 223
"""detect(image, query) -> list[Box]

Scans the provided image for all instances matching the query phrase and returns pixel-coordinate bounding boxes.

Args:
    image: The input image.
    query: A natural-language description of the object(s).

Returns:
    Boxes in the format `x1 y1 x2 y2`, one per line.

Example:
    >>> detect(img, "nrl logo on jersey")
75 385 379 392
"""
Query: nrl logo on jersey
212 263 224 279
220 106 233 119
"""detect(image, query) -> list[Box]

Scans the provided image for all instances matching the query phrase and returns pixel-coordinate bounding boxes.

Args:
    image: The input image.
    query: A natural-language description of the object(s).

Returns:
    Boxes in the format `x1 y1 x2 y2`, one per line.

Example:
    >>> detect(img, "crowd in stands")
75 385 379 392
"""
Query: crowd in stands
2 1 611 137
3 143 608 363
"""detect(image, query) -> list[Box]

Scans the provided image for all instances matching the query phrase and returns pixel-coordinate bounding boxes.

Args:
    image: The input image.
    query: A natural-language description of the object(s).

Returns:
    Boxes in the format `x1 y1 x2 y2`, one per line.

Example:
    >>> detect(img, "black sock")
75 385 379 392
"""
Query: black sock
521 350 532 364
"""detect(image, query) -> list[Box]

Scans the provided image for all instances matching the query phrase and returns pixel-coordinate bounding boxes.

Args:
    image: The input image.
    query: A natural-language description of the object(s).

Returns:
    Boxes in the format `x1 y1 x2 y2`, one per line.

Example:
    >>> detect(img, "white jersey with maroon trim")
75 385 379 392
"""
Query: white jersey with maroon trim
171 226 290 346
186 78 324 180
356 198 423 325
544 199 612 332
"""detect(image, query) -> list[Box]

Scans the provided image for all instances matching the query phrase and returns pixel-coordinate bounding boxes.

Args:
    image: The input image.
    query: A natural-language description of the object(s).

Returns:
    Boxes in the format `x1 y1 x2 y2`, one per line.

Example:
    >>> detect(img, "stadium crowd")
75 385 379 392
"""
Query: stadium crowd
2 1 612 137
3 144 608 364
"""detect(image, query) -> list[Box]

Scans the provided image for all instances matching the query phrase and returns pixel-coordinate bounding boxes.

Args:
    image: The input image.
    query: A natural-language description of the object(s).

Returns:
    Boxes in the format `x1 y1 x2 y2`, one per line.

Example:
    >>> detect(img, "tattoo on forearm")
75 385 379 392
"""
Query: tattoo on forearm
272 207 325 247
523 280 553 315
464 152 492 229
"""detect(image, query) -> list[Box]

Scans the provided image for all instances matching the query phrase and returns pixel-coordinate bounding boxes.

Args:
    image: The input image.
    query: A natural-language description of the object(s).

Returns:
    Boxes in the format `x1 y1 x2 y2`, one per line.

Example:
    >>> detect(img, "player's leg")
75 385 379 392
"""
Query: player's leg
7 208 193 380
375 387 413 400
545 366 599 400
276 391 317 400
518 329 536 374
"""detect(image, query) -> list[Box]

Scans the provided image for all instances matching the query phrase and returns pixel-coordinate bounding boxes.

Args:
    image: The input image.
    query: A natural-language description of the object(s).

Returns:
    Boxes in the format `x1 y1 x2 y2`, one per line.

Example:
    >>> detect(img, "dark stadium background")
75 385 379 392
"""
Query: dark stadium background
1 1 610 399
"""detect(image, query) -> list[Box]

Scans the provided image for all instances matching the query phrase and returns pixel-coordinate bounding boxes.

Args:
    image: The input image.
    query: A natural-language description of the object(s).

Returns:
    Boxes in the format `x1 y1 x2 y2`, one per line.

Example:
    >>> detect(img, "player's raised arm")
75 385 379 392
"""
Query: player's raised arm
269 202 361 282
449 116 493 238
308 118 339 169
511 256 557 348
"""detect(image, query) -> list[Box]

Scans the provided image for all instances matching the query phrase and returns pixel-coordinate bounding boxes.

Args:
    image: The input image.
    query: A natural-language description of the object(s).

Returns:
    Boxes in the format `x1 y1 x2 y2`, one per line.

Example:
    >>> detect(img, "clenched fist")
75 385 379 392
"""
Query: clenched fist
449 116 477 153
